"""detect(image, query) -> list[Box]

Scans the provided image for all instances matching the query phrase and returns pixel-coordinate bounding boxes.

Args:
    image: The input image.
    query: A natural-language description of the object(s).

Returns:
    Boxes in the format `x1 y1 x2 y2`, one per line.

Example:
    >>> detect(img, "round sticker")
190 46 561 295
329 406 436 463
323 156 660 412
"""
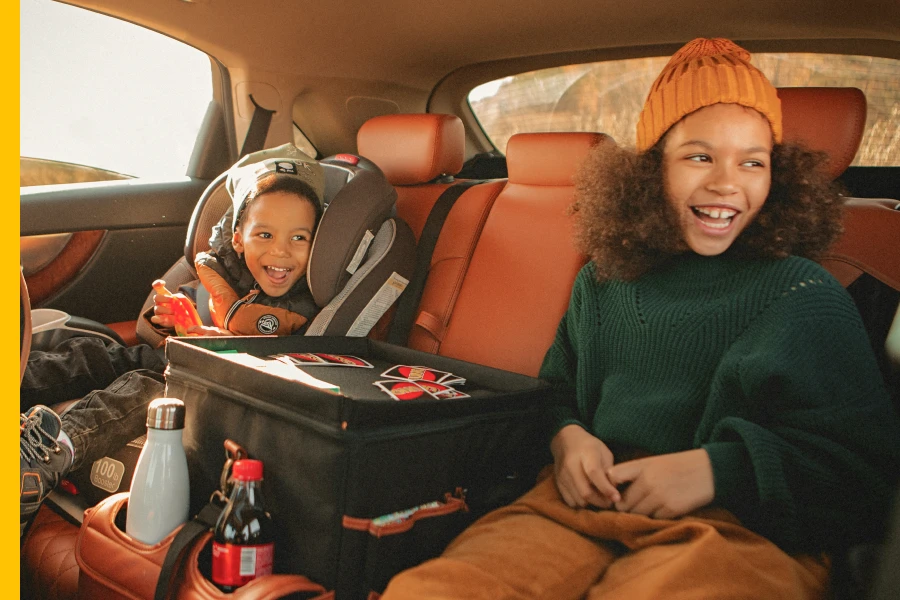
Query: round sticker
256 314 279 334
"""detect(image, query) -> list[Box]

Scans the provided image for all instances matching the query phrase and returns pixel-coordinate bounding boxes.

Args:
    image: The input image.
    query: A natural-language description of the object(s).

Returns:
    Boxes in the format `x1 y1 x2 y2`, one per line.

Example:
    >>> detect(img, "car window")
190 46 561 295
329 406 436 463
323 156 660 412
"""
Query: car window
20 0 213 186
469 53 900 166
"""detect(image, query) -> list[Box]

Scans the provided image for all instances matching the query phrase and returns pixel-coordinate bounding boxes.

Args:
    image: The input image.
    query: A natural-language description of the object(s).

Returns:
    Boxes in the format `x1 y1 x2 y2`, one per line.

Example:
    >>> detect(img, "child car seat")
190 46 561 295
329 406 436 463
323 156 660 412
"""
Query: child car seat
62 153 414 507
135 153 415 346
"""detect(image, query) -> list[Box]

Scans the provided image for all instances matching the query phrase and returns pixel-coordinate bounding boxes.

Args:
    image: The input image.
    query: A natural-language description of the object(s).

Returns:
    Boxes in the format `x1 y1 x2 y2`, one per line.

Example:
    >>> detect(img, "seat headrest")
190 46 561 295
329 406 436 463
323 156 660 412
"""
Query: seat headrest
506 132 614 186
357 114 465 185
778 87 866 180
308 156 399 307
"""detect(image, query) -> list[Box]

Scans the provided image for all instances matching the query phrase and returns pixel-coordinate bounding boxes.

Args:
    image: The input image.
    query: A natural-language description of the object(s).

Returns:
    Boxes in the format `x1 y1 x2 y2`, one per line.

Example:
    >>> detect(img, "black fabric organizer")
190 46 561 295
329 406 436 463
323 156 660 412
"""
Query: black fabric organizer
165 336 551 599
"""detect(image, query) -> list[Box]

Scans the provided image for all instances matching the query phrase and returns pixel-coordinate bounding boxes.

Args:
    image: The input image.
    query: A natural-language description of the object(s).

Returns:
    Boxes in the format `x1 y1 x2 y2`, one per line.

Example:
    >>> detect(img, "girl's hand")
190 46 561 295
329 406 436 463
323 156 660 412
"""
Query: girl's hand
186 325 232 337
150 279 176 328
550 424 620 509
606 448 714 519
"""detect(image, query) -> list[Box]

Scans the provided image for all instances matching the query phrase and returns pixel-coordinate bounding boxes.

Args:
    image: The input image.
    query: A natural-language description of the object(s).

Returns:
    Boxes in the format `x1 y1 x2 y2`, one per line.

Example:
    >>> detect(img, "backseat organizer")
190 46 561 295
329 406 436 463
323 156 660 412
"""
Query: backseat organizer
165 335 550 599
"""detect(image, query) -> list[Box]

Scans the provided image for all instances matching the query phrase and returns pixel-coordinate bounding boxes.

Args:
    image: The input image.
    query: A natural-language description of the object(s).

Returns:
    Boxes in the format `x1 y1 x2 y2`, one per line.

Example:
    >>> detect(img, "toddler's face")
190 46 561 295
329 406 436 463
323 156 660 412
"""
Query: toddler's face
232 190 317 297
662 103 773 256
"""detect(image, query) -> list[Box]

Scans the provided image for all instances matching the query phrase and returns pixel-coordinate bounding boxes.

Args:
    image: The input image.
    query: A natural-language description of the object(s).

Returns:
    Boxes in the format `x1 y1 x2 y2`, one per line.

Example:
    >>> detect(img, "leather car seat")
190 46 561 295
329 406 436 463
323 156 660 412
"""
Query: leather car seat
779 86 900 292
357 114 507 350
436 132 613 376
21 507 80 600
780 86 900 383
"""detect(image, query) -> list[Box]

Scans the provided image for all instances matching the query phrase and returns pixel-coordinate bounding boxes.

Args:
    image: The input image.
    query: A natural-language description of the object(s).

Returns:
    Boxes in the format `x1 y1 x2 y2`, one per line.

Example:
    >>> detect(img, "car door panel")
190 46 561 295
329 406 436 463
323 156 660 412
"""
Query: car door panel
21 178 210 324
21 233 75 276
23 230 105 306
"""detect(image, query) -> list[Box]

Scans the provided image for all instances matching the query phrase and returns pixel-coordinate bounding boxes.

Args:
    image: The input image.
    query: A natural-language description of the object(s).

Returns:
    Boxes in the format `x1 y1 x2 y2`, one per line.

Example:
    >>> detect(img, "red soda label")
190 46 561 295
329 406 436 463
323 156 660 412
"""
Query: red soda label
212 541 274 587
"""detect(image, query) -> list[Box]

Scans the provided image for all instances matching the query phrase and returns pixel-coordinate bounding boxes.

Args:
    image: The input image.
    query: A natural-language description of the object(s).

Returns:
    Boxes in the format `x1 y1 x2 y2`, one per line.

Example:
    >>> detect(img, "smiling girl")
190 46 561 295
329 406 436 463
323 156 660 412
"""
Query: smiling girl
383 38 900 600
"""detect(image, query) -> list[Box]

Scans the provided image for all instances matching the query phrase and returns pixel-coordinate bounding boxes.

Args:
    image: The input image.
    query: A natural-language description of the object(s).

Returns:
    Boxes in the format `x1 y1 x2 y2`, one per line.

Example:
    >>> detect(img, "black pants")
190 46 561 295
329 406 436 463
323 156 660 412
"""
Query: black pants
21 337 167 471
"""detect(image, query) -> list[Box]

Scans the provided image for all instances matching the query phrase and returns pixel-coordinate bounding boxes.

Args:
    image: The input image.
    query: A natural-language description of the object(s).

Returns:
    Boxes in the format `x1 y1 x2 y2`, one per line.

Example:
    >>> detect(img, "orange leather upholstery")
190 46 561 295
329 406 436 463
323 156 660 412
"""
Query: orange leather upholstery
106 320 139 347
357 114 506 350
357 114 464 186
821 201 900 291
394 184 456 242
505 132 610 187
22 505 80 600
407 180 506 353
778 87 866 179
438 132 613 376
780 87 900 291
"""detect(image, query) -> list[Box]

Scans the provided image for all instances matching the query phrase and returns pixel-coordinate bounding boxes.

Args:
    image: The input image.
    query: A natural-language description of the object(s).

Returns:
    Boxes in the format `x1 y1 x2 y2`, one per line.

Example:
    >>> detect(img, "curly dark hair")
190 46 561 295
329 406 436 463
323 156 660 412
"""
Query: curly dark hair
570 141 846 282
235 173 323 230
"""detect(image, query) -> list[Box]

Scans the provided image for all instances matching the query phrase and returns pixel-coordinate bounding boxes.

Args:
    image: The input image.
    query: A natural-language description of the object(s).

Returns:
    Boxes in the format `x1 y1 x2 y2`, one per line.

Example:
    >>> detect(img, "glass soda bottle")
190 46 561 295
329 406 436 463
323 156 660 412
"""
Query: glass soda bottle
211 459 275 592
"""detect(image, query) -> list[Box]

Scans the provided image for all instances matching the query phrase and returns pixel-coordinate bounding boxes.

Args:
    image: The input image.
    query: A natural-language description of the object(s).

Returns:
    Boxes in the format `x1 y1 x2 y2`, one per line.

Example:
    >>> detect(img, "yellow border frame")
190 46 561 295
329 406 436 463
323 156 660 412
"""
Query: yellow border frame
6 0 21 583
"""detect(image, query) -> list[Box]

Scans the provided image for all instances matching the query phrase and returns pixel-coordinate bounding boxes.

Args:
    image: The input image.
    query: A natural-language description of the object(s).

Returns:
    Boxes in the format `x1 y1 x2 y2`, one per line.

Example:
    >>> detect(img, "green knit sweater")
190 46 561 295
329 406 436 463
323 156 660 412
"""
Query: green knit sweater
541 252 900 552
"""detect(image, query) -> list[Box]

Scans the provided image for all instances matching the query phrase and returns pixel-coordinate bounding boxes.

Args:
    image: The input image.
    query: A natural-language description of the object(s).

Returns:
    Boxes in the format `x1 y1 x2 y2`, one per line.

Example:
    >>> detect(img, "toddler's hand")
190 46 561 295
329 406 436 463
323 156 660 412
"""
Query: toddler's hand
150 279 176 329
606 449 714 519
550 424 620 509
185 325 232 337
150 279 203 335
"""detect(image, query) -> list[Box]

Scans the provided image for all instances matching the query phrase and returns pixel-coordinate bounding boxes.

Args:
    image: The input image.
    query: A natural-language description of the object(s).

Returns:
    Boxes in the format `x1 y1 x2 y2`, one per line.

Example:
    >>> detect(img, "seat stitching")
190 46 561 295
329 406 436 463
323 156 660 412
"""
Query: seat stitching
49 561 80 597
428 117 442 181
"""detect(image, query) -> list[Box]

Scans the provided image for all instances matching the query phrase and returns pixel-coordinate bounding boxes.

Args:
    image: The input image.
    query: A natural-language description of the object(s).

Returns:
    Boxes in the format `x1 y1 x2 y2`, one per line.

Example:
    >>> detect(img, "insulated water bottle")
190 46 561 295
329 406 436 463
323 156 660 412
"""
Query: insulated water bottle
125 397 190 544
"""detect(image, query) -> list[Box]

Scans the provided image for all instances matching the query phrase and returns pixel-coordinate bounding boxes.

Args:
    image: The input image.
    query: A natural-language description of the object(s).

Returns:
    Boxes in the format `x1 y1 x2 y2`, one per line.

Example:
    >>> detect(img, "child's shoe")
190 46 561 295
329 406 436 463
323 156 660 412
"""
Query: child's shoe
20 405 73 535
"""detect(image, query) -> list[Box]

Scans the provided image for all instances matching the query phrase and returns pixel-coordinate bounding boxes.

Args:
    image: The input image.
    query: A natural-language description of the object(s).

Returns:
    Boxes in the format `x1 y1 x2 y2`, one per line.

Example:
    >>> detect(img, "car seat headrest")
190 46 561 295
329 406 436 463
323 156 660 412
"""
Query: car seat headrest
307 155 401 307
778 87 866 180
357 114 464 185
506 132 615 186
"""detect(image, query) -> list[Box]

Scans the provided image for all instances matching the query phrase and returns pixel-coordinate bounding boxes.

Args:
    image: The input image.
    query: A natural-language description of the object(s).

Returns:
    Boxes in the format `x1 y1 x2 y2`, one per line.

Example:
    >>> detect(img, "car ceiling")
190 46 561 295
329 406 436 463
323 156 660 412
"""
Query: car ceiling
60 0 899 158
64 0 900 91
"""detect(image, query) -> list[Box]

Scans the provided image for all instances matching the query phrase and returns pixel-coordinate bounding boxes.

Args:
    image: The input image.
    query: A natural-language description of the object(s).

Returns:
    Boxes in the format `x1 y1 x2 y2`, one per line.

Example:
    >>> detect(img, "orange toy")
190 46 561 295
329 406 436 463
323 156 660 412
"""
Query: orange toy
152 281 204 336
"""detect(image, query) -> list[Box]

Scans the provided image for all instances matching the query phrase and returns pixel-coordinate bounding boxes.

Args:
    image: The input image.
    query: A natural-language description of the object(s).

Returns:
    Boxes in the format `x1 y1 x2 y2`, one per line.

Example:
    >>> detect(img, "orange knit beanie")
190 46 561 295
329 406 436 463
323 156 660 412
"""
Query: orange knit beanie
636 38 782 151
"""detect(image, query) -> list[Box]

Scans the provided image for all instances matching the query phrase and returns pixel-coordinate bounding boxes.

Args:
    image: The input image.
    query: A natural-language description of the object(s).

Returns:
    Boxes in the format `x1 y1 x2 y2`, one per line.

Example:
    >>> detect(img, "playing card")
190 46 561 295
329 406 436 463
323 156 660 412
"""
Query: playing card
313 353 374 368
414 380 470 399
373 380 432 401
381 365 453 383
272 353 373 367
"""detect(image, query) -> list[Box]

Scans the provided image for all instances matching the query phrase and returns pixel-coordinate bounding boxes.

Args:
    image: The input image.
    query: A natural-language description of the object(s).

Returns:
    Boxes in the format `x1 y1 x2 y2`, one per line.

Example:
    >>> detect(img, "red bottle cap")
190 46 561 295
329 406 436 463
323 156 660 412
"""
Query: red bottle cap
232 459 263 481
334 153 360 165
